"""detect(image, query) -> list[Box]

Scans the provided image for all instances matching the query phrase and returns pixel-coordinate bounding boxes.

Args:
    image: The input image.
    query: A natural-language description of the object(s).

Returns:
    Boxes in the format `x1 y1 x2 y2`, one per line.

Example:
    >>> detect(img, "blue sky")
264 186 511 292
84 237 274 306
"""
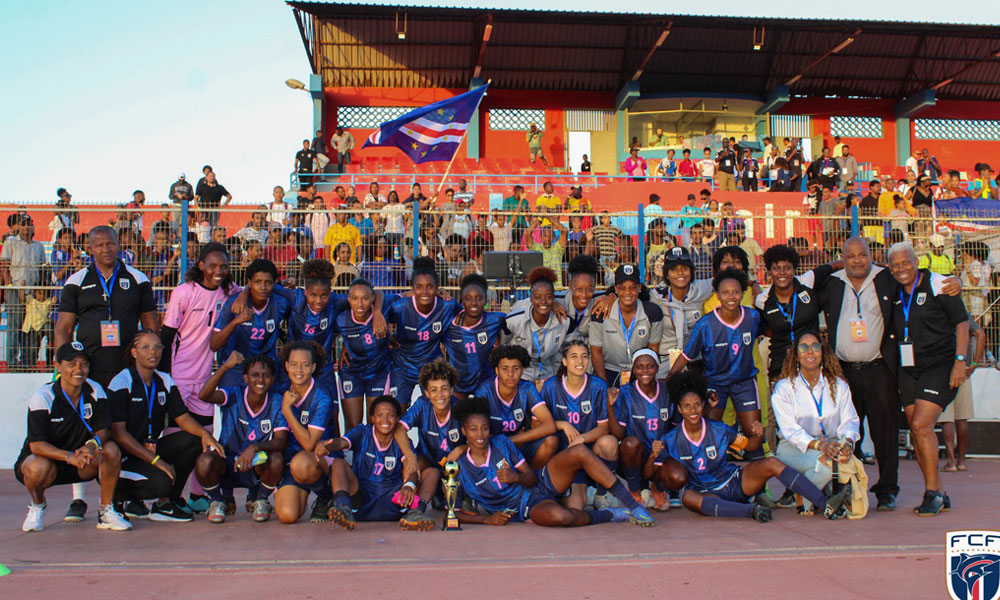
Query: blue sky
0 0 994 206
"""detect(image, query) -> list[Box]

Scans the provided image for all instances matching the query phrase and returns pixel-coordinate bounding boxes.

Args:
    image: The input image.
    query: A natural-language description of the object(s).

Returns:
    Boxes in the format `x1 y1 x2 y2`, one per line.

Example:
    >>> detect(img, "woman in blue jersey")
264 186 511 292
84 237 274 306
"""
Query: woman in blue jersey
195 352 286 523
656 372 850 521
444 274 507 397
316 395 434 531
451 396 653 527
607 349 684 511
473 345 558 469
385 257 460 408
211 259 293 388
666 268 766 460
541 340 619 510
335 277 397 430
400 360 463 509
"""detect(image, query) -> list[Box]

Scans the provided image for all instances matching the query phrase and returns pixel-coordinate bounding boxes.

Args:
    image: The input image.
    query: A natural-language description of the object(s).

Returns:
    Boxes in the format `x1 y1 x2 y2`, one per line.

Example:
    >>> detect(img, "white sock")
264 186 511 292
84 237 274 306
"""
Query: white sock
30 502 45 509
72 482 87 501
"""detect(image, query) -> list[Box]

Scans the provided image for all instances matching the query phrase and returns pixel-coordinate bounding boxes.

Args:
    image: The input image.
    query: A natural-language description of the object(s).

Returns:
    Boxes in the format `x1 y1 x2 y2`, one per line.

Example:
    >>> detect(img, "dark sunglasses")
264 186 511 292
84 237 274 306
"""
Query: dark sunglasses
796 342 823 354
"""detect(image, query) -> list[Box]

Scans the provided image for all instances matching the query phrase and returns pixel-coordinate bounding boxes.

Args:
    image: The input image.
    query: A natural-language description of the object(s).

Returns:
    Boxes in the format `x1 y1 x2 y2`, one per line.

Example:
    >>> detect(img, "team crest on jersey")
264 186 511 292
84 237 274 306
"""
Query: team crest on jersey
320 318 328 330
797 290 810 304
266 319 276 332
384 456 396 470
660 408 671 421
119 278 130 290
706 445 717 460
477 331 488 345
917 292 927 306
299 410 310 425
637 326 647 337
342 380 353 394
216 300 224 313
432 321 442 334
157 391 166 406
581 400 592 414
260 419 272 434
513 408 524 422
448 428 460 442
82 403 93 420
742 331 752 345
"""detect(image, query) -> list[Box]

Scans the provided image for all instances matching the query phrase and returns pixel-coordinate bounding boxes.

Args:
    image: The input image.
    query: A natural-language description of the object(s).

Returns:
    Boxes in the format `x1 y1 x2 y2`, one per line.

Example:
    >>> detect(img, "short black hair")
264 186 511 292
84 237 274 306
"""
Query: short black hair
246 258 279 282
762 244 800 271
711 246 749 273
490 344 531 369
369 394 402 418
454 395 491 426
712 267 749 292
280 340 326 371
243 354 276 376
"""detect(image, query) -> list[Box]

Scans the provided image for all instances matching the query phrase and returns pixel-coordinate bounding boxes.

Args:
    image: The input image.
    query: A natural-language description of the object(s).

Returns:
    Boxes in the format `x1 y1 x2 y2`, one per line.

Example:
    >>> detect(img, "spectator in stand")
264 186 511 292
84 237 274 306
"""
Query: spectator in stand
918 148 943 182
785 138 804 192
564 185 591 227
467 213 494 255
701 218 722 253
580 154 591 173
589 212 621 275
907 174 934 210
194 171 232 230
807 147 840 190
898 171 917 195
790 236 829 270
889 199 913 238
383 190 407 253
739 147 759 192
969 163 998 200
934 171 955 201
534 181 561 226
210 227 227 246
801 180 822 249
403 182 426 207
348 199 374 239
302 190 332 257
488 209 513 252
643 193 665 229
150 204 180 244
168 174 193 207
761 136 774 160
51 227 82 292
832 135 845 158
323 206 361 262
1 216 46 370
836 145 859 191
311 128 325 153
717 202 743 239
524 217 568 286
359 236 401 288
676 148 696 180
526 122 546 165
714 139 737 191
364 181 387 209
940 318 984 473
764 145 780 187
235 208 270 248
732 223 763 280
49 188 79 243
624 147 647 181
918 234 956 275
687 222 712 280
450 179 474 208
959 241 991 325
435 234 467 288
294 139 317 186
330 241 359 282
268 185 292 227
656 149 677 180
698 147 716 183
502 185 531 244
769 157 792 192
144 228 179 312
818 186 841 252
905 150 920 176
330 126 355 172
449 197 475 241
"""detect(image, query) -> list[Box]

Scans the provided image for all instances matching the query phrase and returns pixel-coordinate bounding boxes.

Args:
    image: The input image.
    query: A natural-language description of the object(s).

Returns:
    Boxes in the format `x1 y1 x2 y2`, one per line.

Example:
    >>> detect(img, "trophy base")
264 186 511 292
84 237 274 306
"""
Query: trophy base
442 516 462 531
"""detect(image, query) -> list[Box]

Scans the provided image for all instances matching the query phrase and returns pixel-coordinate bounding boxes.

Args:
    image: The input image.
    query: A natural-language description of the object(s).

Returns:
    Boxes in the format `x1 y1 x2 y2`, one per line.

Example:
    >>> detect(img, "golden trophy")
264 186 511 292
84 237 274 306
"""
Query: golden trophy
442 460 462 531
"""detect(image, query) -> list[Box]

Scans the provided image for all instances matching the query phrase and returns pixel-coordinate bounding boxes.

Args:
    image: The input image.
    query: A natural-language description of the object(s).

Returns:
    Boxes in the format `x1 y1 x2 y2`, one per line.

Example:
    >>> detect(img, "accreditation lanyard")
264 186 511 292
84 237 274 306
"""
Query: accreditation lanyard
619 308 638 360
96 262 120 319
570 309 585 334
142 376 157 443
852 287 864 320
56 382 95 437
800 373 826 436
899 273 923 342
775 294 798 341
531 327 547 364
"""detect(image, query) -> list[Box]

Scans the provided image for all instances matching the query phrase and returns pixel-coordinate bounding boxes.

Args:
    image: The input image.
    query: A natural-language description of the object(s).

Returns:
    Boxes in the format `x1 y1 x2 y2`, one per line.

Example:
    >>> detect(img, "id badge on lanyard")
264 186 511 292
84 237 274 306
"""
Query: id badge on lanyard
849 287 868 342
899 274 922 368
98 263 121 347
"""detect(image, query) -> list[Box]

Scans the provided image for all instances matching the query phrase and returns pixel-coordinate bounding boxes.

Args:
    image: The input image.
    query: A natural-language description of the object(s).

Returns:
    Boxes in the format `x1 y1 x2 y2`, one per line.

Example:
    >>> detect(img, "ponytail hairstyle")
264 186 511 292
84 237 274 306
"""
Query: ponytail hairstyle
555 339 589 378
527 266 558 294
666 370 709 407
125 330 162 369
302 259 335 290
411 256 438 286
454 395 492 427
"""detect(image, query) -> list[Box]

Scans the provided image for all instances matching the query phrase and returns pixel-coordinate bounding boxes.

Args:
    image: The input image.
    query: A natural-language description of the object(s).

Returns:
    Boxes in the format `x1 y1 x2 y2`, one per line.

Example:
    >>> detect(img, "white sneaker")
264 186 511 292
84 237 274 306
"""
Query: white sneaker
96 505 133 531
252 499 272 523
640 488 655 508
594 492 618 510
207 500 227 524
23 504 45 532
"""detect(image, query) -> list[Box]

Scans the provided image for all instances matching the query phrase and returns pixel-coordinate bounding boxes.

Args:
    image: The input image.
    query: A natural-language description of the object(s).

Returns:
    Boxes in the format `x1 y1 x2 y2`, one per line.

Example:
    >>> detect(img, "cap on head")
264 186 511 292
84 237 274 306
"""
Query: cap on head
614 264 641 286
56 341 88 363
649 193 661 203
929 233 945 248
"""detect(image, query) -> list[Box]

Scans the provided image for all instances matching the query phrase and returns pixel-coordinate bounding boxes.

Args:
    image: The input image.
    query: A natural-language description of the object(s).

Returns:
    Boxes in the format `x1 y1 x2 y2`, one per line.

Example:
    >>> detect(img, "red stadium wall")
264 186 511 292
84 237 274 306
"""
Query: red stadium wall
777 98 898 169
323 87 615 169
908 100 1000 176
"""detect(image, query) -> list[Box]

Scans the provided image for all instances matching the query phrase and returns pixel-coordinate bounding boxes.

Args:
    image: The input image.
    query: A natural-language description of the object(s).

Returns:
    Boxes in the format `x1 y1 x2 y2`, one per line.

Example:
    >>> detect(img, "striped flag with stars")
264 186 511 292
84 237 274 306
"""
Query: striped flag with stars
362 84 488 163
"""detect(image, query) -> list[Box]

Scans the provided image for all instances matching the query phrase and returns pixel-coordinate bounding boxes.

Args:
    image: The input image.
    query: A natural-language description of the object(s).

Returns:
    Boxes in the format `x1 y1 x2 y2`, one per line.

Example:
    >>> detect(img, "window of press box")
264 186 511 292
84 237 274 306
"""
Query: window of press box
625 98 767 153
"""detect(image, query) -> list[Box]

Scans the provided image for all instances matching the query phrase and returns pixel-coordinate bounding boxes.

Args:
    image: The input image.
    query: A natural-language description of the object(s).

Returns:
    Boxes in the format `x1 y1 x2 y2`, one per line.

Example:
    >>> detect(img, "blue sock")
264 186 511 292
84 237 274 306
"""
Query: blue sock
203 484 224 502
700 496 753 518
609 480 640 510
587 508 613 524
596 457 618 495
333 490 351 509
246 486 260 502
417 499 426 513
623 466 642 492
746 446 765 461
777 466 827 509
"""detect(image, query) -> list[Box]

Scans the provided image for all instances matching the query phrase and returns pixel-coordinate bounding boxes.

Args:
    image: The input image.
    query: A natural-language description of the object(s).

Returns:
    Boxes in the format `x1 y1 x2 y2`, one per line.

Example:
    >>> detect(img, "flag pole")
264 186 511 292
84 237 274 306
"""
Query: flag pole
432 80 490 199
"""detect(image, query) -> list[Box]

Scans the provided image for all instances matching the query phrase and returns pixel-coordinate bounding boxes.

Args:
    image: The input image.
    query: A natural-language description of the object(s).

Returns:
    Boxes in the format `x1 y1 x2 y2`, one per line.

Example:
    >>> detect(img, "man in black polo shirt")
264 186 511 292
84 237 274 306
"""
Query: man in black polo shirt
887 242 968 517
715 138 737 191
54 225 158 521
294 139 318 187
194 171 232 229
16 342 132 532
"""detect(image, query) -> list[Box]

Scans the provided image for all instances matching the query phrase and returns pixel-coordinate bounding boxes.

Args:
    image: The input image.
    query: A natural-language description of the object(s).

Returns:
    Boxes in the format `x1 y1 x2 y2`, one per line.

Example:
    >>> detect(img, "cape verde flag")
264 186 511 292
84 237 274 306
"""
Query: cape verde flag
363 84 488 163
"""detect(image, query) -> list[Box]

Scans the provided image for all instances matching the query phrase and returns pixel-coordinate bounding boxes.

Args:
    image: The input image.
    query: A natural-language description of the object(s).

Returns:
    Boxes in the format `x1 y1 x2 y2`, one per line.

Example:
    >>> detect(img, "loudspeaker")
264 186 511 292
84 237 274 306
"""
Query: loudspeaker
483 251 542 281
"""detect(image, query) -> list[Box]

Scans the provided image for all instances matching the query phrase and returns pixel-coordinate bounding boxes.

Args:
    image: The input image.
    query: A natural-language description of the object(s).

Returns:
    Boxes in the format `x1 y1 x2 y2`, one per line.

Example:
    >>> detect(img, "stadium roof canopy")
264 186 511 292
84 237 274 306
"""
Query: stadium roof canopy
288 1 1000 102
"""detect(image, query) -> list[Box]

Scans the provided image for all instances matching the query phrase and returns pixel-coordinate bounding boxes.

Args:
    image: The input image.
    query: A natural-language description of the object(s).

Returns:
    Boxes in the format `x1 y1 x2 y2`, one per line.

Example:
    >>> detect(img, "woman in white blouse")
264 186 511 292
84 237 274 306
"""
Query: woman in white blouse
771 331 860 514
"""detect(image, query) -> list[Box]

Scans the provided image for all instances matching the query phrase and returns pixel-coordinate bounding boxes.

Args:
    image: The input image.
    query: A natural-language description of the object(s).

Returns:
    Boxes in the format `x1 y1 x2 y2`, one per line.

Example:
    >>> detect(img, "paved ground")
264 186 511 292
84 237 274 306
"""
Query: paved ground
0 458 996 599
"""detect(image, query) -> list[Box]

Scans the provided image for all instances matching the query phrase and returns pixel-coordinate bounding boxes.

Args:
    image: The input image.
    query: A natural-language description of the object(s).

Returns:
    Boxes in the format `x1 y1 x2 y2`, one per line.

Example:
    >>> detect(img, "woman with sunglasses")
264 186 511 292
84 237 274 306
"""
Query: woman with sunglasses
771 332 860 514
